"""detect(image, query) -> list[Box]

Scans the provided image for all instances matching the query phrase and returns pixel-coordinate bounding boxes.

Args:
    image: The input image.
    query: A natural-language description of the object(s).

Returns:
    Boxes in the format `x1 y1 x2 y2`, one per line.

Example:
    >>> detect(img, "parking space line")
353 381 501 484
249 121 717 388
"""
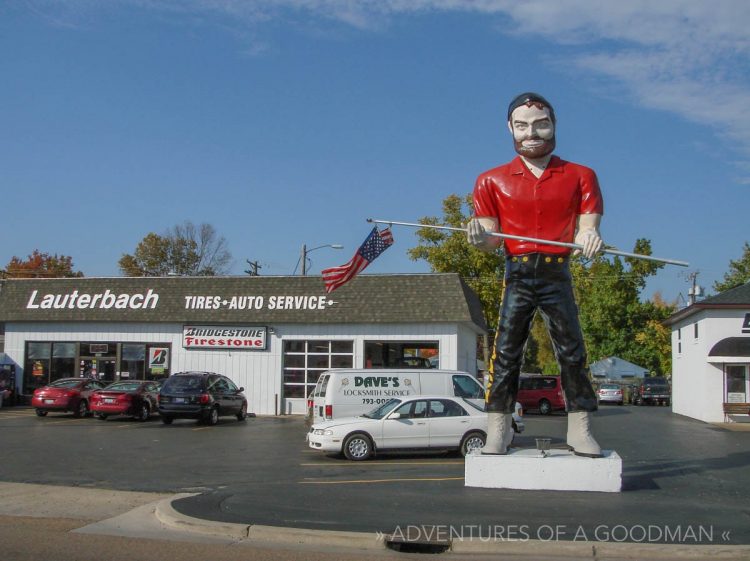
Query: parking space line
0 413 37 420
299 476 465 485
41 418 91 426
192 426 213 431
300 461 464 467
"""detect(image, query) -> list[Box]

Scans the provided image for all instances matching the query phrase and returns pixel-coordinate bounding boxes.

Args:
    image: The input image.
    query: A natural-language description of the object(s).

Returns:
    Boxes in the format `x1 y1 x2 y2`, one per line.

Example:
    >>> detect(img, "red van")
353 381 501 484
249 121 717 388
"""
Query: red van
517 375 566 415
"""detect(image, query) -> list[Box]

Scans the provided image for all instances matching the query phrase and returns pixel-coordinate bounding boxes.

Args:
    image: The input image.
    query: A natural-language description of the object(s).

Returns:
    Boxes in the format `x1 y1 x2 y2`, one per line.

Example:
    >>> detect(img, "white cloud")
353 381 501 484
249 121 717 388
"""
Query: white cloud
23 0 750 167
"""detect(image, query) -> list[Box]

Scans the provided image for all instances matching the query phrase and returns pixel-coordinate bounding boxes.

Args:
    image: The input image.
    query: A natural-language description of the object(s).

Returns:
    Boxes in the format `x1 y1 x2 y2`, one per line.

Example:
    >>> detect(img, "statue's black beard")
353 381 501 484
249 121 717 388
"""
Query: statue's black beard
514 136 556 159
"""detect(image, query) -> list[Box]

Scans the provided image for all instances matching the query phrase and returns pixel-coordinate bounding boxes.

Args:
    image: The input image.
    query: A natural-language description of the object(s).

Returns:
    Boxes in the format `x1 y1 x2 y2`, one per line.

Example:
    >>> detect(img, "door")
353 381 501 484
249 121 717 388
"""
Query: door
209 377 236 414
223 377 244 414
380 399 430 449
427 399 471 447
80 359 116 383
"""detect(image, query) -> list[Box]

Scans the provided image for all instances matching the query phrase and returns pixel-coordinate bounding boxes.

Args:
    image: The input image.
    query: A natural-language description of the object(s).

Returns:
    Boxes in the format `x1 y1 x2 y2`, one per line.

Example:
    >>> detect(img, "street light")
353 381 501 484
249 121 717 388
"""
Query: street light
300 243 343 275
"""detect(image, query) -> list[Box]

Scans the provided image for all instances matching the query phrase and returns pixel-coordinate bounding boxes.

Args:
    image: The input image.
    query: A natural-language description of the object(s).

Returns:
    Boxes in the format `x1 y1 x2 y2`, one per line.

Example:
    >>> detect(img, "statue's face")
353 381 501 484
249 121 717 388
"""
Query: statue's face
508 103 555 159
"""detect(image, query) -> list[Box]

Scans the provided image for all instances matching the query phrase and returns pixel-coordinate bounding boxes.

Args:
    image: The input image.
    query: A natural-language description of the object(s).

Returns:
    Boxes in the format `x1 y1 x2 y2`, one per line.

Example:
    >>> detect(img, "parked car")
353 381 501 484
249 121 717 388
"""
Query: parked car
631 377 671 406
517 375 566 415
31 378 107 417
157 372 248 425
596 383 624 405
90 380 162 421
307 395 524 461
307 369 485 425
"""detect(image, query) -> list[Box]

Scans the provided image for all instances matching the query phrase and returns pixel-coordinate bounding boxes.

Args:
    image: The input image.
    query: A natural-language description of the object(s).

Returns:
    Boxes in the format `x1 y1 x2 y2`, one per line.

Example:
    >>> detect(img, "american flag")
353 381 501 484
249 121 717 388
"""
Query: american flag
321 227 394 293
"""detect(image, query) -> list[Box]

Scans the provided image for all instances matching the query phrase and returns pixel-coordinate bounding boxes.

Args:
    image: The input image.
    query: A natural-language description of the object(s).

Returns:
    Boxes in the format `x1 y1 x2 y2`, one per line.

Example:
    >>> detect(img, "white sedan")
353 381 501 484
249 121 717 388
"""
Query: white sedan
307 395 524 461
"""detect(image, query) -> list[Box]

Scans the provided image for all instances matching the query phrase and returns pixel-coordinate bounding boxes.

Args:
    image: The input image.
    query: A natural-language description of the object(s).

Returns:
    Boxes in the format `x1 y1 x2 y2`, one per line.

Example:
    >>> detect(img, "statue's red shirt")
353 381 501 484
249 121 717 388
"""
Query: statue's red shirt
473 155 604 256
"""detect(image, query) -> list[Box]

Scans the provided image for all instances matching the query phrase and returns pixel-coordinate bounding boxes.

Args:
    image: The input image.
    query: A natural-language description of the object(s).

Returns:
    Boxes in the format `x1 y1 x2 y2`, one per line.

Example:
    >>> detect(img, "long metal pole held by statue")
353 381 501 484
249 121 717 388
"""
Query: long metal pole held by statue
367 218 689 267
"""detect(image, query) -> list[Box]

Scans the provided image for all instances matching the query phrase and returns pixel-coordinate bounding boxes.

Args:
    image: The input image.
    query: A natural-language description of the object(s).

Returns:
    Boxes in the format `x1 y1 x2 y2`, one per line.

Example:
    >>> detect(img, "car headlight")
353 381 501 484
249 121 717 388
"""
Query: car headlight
313 429 334 436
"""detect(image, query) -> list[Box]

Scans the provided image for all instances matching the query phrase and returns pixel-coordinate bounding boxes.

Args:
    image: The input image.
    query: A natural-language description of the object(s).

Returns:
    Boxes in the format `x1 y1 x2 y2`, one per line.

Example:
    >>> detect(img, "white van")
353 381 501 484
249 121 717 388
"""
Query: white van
307 369 484 423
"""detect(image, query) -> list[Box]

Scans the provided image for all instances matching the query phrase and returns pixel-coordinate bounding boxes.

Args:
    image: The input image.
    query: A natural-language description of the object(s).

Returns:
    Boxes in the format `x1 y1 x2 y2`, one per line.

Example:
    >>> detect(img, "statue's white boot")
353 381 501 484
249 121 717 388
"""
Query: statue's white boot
481 412 512 455
566 411 603 458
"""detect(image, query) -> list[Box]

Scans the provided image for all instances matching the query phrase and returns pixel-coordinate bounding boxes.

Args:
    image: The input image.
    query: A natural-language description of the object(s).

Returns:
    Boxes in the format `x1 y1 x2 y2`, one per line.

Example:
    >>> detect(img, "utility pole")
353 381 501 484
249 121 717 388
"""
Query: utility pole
687 270 702 305
245 260 262 276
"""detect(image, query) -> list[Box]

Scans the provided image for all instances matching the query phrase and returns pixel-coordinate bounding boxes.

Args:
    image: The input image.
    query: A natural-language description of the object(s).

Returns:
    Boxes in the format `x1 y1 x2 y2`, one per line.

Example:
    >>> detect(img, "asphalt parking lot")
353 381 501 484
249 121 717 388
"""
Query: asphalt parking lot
1 404 749 547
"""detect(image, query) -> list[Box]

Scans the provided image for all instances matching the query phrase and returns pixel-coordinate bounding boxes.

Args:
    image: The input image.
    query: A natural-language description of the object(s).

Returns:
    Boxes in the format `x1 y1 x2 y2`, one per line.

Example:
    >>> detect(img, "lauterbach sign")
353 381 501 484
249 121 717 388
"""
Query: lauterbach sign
183 326 268 350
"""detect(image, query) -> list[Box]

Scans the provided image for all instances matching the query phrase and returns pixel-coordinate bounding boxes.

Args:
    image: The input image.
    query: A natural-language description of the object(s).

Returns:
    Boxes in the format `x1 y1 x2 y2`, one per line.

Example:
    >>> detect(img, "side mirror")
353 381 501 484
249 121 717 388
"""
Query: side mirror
389 413 402 420
238 387 244 393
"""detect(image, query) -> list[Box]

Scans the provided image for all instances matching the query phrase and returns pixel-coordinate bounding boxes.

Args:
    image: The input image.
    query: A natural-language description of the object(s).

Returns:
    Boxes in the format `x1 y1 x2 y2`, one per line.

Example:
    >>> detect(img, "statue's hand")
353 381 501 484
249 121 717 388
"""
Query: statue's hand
466 218 490 247
574 229 603 259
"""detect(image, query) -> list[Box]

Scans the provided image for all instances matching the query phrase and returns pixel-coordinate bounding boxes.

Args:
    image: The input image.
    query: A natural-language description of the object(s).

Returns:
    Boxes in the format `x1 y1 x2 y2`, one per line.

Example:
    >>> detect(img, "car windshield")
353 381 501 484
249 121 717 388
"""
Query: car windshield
601 384 619 390
48 379 82 389
162 376 204 393
104 382 142 392
463 399 485 413
362 398 401 419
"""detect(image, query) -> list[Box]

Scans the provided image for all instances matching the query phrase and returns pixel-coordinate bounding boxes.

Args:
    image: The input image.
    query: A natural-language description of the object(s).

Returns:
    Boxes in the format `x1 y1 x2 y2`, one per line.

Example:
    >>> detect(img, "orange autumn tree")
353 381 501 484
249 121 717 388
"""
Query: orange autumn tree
4 250 84 278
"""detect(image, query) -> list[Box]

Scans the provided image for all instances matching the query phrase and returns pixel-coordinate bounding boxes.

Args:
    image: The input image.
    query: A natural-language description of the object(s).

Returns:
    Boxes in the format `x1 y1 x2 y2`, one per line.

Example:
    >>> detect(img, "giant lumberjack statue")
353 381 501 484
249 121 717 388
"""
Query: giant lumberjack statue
467 92 604 458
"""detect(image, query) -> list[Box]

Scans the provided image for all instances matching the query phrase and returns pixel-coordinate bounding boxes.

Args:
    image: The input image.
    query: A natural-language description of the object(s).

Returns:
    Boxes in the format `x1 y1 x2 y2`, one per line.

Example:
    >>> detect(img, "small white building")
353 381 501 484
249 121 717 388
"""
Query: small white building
0 273 487 416
589 357 648 382
665 282 750 423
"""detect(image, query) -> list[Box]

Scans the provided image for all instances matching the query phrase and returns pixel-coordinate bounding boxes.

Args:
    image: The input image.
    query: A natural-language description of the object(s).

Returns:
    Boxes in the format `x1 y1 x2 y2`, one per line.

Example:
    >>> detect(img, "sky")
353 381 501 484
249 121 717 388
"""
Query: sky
2 0 749 304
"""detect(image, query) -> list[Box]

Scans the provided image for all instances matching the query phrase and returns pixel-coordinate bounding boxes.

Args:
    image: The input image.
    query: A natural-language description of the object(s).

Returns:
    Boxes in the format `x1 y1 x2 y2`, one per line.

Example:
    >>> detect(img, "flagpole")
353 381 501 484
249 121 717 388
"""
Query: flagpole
366 218 689 268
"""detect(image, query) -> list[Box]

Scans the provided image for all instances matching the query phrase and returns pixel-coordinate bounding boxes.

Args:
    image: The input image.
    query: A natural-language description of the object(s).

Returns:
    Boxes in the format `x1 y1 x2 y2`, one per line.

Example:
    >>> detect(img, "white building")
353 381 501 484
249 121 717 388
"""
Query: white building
0 274 487 415
589 356 648 382
665 282 750 423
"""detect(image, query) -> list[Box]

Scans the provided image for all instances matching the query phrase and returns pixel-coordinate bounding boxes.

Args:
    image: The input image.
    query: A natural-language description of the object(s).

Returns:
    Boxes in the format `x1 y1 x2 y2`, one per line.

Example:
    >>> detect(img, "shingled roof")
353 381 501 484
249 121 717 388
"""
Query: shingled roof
665 281 750 325
0 273 487 332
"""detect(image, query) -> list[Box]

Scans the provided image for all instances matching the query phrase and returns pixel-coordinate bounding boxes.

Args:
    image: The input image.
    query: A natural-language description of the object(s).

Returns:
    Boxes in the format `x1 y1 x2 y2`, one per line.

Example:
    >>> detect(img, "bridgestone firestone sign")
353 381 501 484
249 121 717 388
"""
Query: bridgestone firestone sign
183 326 268 350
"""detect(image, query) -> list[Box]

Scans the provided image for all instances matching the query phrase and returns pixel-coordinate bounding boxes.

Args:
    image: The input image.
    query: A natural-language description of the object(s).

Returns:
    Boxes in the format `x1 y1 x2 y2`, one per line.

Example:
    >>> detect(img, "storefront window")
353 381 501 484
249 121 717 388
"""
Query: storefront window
24 342 51 393
145 345 171 380
51 343 76 381
364 341 439 369
282 340 354 399
726 365 748 403
121 344 146 380
22 341 172 394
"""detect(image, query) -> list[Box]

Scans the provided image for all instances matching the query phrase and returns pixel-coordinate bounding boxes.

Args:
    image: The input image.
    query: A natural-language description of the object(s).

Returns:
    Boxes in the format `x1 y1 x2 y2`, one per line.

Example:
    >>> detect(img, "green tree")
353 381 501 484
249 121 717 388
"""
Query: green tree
714 241 750 292
407 194 504 330
119 221 232 276
410 194 675 376
571 239 674 374
5 250 84 278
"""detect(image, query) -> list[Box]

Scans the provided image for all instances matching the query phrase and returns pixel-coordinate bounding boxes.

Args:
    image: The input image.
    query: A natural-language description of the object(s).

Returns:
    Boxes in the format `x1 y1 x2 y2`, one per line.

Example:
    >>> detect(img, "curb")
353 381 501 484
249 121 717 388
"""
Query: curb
154 494 387 550
155 495 750 559
450 539 750 559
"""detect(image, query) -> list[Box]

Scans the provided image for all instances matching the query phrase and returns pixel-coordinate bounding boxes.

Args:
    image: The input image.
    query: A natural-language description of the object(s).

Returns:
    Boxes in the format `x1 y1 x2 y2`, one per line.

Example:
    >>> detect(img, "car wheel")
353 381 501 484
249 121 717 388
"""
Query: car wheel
161 415 173 425
137 403 150 422
460 431 486 457
665 399 670 406
618 401 623 406
237 403 247 421
538 399 552 415
74 400 88 418
96 413 108 420
206 407 219 426
35 409 48 417
343 433 373 461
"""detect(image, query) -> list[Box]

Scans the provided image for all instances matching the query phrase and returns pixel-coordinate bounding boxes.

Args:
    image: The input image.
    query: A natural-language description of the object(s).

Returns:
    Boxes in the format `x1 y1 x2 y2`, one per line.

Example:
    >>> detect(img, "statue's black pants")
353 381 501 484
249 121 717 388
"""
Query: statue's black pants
486 254 598 414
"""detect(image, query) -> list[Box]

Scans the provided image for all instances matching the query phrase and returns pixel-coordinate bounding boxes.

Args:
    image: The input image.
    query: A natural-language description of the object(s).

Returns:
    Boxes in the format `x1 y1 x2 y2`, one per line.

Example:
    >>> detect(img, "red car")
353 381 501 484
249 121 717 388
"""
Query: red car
90 380 162 421
32 378 106 417
517 375 567 415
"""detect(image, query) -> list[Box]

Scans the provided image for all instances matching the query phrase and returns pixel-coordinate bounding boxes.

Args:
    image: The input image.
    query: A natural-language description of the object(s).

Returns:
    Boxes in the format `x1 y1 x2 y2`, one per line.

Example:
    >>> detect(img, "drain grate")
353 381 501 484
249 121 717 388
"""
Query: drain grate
384 526 451 554
386 540 451 554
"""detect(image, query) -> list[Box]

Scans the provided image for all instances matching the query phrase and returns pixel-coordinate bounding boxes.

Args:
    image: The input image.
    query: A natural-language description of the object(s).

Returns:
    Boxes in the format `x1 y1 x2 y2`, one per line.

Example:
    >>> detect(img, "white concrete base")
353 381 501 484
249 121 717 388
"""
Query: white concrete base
465 448 622 493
